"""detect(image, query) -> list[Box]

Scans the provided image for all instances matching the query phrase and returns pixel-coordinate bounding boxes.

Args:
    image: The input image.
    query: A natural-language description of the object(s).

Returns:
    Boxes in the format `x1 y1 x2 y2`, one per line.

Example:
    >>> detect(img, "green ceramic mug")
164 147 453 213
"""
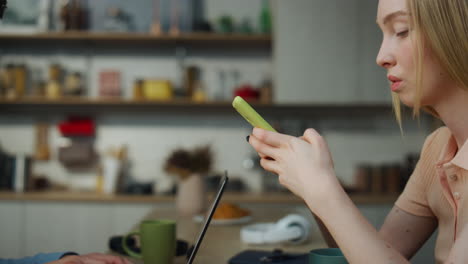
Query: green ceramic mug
122 219 176 264
309 248 348 264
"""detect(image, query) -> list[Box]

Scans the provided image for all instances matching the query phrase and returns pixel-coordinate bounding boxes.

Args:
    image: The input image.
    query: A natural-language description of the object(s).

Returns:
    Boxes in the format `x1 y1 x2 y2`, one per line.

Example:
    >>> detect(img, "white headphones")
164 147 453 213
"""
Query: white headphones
240 214 311 245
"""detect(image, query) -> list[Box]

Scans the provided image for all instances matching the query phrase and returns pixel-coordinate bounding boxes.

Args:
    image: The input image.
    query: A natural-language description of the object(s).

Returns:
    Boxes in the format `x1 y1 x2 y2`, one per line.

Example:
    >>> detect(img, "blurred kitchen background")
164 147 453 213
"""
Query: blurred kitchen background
0 0 439 262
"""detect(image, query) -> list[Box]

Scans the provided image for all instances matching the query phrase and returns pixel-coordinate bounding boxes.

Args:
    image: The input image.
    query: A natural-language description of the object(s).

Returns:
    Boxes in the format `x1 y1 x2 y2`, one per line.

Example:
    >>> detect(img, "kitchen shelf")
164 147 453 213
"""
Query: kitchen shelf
0 191 398 205
0 98 394 117
0 32 272 49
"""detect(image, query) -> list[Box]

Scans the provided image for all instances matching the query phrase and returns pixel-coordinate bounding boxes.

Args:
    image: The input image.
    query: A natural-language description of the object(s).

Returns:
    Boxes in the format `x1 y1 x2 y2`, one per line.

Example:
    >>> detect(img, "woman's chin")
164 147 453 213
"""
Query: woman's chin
398 93 415 108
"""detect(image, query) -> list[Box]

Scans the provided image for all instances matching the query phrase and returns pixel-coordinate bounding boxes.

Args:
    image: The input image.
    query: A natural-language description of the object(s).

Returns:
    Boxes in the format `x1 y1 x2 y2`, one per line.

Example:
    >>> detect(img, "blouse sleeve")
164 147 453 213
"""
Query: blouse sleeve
395 127 447 217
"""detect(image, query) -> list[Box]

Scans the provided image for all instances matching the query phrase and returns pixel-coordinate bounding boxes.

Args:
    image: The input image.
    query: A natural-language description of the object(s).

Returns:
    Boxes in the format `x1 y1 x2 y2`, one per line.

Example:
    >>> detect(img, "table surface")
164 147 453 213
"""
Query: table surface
0 191 397 204
125 206 327 264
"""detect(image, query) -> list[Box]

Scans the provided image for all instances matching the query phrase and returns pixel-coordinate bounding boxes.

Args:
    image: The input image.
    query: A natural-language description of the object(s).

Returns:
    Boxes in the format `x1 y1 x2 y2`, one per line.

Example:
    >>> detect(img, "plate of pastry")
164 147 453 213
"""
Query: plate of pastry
193 202 252 225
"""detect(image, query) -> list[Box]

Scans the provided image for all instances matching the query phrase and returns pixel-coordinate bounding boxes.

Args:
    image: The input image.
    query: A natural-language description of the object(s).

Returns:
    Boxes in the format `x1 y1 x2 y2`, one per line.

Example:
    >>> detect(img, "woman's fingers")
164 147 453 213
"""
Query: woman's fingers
302 128 321 144
249 134 279 160
302 128 335 168
252 128 290 148
260 157 281 174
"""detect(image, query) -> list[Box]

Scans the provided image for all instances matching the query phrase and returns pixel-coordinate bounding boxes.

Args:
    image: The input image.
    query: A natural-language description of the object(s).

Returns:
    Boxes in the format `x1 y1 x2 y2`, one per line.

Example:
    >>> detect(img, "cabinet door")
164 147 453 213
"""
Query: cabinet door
111 203 155 234
24 203 113 255
0 202 23 258
274 0 360 104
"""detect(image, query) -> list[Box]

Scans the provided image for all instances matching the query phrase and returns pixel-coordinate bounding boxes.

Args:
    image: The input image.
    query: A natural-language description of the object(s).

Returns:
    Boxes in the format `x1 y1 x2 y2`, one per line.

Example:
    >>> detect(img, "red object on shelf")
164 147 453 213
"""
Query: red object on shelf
58 117 95 137
233 84 260 101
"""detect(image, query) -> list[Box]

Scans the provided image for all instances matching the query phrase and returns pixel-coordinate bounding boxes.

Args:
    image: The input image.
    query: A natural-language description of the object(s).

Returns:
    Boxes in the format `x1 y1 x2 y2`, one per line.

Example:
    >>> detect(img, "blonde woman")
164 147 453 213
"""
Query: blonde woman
248 0 468 263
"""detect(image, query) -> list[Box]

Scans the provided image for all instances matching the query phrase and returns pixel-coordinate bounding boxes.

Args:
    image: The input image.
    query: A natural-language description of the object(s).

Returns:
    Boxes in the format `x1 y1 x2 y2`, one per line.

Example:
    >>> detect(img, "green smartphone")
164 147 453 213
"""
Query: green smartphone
232 96 276 132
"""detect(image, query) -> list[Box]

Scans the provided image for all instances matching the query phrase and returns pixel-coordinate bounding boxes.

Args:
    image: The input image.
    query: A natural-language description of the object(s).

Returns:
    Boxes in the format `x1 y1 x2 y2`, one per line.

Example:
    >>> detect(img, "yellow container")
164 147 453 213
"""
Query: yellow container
143 80 173 101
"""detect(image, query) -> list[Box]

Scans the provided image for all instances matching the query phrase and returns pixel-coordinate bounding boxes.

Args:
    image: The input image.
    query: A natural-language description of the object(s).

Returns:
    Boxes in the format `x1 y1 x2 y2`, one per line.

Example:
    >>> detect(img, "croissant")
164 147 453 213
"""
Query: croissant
213 202 250 219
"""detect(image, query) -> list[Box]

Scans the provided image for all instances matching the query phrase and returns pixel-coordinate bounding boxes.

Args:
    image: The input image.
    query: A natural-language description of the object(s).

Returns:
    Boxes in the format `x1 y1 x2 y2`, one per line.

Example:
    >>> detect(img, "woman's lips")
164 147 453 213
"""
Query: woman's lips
388 75 402 92
391 81 402 92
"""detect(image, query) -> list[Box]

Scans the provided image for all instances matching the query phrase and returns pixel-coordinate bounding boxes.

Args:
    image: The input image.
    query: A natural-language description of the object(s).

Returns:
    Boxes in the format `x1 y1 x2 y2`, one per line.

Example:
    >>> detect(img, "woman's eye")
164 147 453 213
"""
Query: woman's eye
396 30 409 37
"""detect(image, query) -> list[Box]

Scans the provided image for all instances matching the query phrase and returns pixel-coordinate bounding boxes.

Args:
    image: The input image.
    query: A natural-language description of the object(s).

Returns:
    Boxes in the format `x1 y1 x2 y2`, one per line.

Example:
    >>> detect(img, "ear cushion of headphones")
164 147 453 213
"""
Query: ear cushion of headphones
274 214 311 244
240 214 311 244
241 223 276 244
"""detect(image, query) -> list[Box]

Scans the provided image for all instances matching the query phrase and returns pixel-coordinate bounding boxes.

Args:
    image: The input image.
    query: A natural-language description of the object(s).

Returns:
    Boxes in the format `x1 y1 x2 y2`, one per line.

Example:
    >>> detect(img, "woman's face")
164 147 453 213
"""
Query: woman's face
376 0 452 108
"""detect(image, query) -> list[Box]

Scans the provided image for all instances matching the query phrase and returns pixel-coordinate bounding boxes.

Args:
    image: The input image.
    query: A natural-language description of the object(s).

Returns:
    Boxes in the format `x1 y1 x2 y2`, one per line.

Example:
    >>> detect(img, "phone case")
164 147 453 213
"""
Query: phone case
232 96 276 132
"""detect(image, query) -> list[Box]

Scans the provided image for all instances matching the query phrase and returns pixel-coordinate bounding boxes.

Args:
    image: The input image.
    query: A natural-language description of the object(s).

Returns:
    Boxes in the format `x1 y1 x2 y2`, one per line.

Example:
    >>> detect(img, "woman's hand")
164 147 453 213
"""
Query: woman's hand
49 253 133 264
248 127 342 211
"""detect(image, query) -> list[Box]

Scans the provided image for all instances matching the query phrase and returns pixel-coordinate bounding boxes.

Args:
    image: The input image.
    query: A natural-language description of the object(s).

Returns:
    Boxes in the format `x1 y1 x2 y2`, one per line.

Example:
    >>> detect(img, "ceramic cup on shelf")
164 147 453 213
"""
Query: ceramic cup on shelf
142 79 173 101
176 173 207 217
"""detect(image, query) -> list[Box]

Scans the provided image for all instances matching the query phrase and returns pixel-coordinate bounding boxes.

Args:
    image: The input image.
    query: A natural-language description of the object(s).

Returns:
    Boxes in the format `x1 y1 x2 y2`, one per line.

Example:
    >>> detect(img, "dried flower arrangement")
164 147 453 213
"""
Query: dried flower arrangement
164 145 212 180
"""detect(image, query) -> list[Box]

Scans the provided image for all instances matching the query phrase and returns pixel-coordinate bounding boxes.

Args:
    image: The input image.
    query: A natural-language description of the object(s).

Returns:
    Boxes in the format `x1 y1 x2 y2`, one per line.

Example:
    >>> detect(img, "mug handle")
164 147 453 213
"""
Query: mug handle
122 231 142 259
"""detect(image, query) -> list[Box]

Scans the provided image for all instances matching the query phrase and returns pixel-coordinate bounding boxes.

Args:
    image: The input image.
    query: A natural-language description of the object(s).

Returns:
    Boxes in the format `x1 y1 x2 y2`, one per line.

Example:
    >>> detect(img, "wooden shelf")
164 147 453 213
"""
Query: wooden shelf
0 97 394 117
0 32 272 48
0 191 398 205
0 97 234 106
0 32 271 41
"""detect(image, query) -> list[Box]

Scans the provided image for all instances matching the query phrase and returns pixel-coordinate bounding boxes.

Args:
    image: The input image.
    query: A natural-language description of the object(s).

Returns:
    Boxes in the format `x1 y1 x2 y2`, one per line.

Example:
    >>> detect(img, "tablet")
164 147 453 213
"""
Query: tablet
186 172 229 264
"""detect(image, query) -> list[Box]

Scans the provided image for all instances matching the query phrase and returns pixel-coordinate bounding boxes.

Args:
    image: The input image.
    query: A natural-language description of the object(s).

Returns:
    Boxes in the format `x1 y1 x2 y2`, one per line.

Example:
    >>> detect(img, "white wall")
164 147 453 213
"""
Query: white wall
0 114 266 191
0 112 431 192
273 0 389 104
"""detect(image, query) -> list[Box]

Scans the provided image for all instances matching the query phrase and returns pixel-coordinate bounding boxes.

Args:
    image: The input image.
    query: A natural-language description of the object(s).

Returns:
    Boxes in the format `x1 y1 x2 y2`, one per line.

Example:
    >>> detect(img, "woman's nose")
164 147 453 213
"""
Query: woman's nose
376 40 396 69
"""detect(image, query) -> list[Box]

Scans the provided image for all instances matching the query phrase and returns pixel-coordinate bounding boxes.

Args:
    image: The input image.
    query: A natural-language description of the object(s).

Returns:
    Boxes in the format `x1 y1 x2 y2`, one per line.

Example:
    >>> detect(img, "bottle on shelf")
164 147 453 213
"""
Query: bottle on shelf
46 64 63 99
64 72 85 96
259 74 273 104
132 79 144 100
150 0 162 35
174 47 187 98
184 66 200 99
192 80 206 102
59 0 88 31
1 64 28 100
0 67 5 97
259 0 272 34
14 64 27 99
2 64 15 99
30 66 46 97
34 123 51 161
215 69 226 101
169 0 180 35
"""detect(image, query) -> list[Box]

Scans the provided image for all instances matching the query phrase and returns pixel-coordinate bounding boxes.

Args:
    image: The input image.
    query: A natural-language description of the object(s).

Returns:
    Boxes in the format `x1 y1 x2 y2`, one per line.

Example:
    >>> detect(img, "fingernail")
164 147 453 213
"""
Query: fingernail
246 135 250 142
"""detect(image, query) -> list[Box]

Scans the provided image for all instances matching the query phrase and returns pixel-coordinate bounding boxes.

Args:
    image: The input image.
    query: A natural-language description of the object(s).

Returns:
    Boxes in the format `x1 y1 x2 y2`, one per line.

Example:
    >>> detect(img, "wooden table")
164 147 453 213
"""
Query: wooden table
126 205 327 264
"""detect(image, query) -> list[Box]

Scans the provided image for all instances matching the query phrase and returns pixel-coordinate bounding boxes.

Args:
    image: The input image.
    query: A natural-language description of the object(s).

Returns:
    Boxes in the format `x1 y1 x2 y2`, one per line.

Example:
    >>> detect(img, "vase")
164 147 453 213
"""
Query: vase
176 173 206 217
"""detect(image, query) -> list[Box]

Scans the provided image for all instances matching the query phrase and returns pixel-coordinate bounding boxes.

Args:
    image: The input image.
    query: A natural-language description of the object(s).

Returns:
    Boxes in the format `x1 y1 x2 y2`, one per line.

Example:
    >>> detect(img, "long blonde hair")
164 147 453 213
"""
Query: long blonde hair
392 0 468 126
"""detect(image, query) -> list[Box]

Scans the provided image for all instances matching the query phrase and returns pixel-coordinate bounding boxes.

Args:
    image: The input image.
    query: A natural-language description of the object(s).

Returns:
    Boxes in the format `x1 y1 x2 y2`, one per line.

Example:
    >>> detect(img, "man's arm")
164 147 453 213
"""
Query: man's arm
1 253 131 264
0 252 72 264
